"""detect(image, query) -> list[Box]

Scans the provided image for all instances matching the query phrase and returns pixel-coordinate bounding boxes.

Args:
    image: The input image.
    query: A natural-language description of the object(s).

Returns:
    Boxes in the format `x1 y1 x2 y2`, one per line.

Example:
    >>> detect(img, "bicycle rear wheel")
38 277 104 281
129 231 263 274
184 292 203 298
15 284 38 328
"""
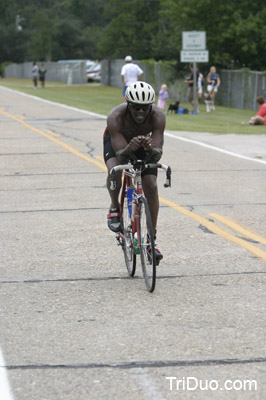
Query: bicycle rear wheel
138 197 156 292
121 194 136 277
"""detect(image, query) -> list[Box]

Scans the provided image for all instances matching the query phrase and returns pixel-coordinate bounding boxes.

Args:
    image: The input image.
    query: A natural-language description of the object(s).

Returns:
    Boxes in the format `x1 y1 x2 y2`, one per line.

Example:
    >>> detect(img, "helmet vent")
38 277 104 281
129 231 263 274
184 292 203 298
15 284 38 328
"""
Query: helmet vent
125 81 155 105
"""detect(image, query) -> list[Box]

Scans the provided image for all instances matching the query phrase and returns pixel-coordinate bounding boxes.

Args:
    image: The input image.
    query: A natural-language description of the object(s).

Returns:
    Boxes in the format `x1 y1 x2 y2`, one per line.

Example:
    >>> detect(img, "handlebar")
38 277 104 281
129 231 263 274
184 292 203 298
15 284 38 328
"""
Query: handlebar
109 159 171 190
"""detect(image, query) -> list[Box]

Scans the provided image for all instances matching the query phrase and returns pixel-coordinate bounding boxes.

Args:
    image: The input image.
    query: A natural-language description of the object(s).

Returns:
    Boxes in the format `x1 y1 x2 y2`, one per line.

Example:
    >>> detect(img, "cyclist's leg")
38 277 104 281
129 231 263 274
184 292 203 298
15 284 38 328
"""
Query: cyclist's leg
142 172 163 263
106 157 122 210
103 128 122 231
141 174 158 233
103 128 122 208
105 157 122 232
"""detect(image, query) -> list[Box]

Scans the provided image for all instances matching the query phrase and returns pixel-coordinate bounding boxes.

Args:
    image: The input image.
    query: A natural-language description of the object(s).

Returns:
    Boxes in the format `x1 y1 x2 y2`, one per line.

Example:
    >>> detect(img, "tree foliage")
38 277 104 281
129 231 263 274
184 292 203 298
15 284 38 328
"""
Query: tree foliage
0 0 266 70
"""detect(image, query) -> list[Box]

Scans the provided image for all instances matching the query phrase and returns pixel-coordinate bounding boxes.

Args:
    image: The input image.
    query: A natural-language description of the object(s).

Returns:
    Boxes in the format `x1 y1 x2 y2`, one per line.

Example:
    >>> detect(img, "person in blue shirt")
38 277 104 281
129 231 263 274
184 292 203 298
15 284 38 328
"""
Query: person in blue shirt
207 66 220 110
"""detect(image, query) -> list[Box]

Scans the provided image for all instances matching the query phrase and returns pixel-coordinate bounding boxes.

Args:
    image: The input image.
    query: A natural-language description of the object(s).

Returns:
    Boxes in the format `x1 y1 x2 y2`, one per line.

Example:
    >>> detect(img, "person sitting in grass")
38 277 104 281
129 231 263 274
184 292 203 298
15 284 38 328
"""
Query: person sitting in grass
249 96 266 125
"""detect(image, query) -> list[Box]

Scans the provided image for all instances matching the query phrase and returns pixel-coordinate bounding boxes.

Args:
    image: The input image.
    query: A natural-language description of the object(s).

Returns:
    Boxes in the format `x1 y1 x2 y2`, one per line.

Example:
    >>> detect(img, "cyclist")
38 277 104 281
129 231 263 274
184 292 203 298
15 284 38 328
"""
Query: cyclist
103 81 165 262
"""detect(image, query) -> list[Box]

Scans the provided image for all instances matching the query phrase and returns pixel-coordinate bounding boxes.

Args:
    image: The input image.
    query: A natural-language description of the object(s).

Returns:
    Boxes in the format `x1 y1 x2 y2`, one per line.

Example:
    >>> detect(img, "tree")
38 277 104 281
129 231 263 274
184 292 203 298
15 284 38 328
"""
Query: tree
98 0 161 59
1 0 266 70
153 0 266 69
0 0 108 63
98 0 266 70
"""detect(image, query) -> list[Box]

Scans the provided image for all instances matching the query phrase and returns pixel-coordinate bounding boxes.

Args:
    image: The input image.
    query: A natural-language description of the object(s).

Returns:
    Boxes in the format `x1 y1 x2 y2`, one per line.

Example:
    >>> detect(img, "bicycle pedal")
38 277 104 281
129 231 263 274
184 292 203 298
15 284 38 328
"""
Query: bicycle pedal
115 233 123 246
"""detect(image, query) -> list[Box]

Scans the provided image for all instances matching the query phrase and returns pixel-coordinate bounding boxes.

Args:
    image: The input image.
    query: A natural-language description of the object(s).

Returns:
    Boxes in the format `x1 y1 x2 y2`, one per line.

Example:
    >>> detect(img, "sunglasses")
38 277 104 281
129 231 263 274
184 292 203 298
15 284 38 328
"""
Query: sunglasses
129 103 151 111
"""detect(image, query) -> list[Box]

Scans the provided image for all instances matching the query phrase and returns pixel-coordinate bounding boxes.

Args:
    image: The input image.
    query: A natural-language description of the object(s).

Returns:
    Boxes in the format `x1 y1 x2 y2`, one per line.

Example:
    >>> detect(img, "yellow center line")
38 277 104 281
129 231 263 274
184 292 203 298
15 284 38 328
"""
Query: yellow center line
209 213 266 245
159 196 266 262
47 129 60 137
95 155 104 162
0 108 107 173
2 107 266 262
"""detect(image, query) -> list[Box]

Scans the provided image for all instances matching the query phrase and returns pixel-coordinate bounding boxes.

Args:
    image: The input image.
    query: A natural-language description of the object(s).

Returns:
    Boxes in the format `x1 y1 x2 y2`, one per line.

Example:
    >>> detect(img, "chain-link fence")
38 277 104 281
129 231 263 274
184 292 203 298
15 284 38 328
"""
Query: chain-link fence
5 60 266 111
4 61 87 85
102 60 266 111
217 70 266 111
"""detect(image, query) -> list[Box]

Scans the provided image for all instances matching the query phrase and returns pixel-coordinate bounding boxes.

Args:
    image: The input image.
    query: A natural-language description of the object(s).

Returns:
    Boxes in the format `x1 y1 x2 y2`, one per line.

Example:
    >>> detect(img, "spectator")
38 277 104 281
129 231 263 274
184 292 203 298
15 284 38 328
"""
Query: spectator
197 71 204 102
157 84 169 112
39 64 47 88
249 96 266 125
207 66 220 110
184 64 200 111
32 62 39 89
121 56 143 102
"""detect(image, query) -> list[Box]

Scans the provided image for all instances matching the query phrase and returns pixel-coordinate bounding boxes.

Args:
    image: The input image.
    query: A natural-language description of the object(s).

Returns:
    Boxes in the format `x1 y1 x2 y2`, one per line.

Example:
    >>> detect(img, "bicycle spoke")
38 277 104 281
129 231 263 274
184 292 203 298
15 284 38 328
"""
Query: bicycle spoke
139 197 156 292
121 191 136 277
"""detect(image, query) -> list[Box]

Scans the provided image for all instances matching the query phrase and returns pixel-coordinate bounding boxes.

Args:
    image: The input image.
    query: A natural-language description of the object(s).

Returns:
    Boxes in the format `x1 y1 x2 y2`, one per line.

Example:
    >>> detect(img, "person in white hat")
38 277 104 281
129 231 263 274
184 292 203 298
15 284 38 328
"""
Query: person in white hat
121 56 143 101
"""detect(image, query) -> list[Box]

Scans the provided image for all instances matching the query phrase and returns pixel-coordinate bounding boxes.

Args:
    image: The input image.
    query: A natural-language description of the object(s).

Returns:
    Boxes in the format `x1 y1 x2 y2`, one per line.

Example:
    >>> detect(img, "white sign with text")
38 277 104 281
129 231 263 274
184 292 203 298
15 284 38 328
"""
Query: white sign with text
180 50 209 63
182 31 206 51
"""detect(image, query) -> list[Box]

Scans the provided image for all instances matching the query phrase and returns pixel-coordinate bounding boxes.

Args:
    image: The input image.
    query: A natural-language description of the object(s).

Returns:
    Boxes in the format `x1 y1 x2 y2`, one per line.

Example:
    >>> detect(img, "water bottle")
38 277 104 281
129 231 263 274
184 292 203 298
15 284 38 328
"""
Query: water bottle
133 232 140 254
126 185 135 218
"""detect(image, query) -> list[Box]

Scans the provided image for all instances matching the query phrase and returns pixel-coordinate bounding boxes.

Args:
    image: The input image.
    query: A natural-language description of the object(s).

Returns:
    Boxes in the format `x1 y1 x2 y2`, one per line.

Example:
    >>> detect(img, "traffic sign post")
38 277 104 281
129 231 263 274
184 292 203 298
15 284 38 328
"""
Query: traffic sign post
181 31 208 114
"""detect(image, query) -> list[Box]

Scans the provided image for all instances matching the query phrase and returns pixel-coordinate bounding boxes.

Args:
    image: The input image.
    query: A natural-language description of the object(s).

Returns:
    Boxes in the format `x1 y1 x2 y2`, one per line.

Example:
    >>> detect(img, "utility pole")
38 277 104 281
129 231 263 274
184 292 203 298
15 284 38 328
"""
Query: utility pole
193 61 197 114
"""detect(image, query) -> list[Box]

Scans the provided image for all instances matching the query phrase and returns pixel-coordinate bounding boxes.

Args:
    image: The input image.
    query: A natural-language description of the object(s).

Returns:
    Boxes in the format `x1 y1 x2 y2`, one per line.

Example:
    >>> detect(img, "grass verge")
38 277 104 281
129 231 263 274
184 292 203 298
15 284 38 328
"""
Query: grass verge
0 78 265 135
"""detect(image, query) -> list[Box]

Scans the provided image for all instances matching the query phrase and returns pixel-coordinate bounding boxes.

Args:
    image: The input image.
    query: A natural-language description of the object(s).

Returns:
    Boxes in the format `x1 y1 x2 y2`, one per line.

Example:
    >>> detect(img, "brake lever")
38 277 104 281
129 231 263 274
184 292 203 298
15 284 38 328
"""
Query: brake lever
164 166 171 187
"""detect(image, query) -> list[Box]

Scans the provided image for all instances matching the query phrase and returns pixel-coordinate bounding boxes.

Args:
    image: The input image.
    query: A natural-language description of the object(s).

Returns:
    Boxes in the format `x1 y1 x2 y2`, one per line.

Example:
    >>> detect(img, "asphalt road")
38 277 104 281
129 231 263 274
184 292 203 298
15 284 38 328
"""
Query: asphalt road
1 86 266 400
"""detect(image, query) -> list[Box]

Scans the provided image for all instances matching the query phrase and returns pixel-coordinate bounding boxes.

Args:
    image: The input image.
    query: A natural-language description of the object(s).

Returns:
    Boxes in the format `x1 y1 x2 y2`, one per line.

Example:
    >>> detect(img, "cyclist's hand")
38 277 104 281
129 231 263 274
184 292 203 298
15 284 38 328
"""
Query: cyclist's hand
128 136 143 151
141 136 153 151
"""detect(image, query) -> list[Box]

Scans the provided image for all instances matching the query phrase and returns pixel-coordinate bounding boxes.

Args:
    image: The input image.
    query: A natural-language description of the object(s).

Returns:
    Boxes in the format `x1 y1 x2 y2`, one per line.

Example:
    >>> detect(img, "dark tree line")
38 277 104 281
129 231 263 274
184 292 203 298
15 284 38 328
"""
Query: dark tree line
1 0 266 71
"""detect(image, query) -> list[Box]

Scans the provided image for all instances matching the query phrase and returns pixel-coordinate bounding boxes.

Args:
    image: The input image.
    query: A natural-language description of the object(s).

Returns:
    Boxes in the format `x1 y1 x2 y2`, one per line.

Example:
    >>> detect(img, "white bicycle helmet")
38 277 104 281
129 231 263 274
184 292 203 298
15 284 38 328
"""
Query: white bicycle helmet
125 81 155 105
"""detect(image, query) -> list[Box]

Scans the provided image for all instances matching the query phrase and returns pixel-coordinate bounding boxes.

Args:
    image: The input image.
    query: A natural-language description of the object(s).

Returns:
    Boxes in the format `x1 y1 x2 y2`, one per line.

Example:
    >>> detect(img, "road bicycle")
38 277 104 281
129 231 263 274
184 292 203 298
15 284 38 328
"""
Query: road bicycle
110 155 171 293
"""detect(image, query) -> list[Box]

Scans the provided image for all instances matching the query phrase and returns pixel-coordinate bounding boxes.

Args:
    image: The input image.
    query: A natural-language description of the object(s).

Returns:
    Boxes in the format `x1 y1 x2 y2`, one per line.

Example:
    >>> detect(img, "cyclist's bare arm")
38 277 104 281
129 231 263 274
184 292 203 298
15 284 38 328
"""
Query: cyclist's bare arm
107 111 145 162
107 107 165 163
147 110 165 161
107 114 139 162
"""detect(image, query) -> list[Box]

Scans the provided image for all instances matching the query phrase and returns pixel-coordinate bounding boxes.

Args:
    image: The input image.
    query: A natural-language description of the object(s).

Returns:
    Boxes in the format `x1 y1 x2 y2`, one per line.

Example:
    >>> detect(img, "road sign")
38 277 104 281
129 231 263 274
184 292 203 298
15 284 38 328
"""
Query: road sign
181 31 208 114
182 31 206 51
181 50 209 63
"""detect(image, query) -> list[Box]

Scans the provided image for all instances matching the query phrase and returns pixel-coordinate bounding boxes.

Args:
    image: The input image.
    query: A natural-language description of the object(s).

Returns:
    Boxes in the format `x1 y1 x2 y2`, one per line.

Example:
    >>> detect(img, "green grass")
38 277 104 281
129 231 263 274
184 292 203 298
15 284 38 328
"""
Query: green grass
1 78 265 135
0 78 121 116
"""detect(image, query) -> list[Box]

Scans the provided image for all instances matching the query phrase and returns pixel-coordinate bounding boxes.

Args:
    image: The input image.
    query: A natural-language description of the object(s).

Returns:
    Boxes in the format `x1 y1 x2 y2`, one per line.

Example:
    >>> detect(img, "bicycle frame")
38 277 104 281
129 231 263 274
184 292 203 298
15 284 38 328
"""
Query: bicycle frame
110 160 171 249
120 167 142 250
110 159 171 291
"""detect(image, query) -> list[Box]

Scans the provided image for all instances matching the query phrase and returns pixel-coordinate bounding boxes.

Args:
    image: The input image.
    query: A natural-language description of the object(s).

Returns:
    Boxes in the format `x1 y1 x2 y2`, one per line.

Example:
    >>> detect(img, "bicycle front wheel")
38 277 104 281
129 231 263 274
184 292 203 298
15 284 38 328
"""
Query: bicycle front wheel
138 197 156 292
121 195 136 277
